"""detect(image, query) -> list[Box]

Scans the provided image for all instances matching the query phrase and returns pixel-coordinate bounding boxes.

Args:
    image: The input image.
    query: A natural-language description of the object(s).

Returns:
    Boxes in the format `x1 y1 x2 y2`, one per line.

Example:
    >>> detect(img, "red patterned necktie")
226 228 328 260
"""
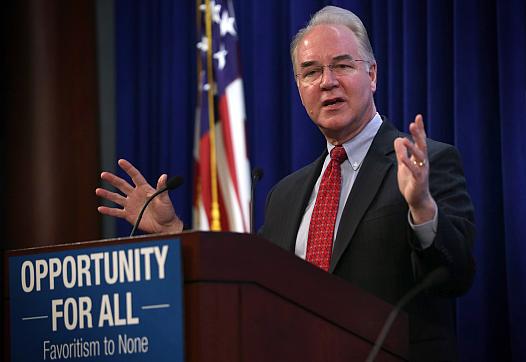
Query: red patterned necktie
306 146 348 271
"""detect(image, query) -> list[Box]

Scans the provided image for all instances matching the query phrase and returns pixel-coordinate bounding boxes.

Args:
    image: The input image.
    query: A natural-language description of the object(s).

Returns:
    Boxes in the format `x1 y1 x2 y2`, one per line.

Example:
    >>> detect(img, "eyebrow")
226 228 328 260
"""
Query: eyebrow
333 54 354 62
299 54 355 68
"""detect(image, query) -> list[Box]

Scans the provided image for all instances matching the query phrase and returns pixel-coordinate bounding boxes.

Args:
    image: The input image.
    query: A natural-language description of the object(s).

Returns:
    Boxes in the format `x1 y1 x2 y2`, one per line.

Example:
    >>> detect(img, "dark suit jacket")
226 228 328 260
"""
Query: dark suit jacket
260 119 475 361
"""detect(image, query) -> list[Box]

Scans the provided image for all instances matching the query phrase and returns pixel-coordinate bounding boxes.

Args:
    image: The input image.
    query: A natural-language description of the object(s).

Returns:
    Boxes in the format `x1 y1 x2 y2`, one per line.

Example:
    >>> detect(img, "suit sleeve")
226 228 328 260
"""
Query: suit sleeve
410 144 476 296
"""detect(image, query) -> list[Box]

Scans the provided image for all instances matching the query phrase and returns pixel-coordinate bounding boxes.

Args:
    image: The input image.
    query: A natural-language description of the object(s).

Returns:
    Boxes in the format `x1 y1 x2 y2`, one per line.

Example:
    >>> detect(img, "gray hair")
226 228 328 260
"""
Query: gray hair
290 6 376 72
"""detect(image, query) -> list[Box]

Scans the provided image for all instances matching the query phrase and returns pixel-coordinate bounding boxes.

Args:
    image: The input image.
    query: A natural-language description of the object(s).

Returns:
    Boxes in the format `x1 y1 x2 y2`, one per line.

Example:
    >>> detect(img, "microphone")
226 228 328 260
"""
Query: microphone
365 267 450 362
129 175 184 237
250 167 264 233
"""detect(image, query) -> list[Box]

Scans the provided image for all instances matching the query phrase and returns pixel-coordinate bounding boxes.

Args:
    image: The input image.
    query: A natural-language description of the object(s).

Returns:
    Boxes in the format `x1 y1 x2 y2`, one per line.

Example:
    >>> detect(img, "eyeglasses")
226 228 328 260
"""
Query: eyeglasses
295 59 369 85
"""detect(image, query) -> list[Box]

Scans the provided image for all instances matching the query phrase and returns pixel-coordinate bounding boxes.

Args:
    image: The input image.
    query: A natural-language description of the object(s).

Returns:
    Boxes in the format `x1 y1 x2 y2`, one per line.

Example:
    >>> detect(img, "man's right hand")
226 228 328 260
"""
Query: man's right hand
95 159 183 234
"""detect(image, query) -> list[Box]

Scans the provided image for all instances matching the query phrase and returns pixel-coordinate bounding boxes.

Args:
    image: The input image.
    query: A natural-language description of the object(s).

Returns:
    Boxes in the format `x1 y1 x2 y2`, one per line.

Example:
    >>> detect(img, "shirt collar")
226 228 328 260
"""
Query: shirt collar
327 113 383 170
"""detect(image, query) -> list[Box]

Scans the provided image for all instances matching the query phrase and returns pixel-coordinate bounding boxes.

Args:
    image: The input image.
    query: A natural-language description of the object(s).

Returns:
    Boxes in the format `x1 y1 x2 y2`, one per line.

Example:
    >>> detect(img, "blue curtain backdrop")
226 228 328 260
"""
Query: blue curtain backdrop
114 0 526 360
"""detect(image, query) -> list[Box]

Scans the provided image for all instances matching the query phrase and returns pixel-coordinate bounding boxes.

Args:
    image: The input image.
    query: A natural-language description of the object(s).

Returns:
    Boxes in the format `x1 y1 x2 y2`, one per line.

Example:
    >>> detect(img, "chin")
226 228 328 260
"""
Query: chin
317 115 353 131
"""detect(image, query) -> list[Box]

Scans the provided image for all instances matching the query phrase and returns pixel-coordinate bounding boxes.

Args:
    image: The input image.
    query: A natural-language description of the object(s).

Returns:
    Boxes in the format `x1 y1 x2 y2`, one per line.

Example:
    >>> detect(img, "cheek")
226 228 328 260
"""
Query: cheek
347 81 370 102
303 90 320 108
306 97 319 117
300 90 317 112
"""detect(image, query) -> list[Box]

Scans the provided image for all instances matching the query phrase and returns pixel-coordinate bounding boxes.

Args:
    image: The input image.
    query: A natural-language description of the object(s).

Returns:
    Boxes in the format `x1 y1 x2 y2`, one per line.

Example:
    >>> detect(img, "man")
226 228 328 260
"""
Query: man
97 6 475 361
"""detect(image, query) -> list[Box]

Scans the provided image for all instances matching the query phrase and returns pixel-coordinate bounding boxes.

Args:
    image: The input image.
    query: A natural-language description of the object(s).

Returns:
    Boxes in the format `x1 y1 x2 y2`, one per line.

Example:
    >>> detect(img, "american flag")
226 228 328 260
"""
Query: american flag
193 0 251 232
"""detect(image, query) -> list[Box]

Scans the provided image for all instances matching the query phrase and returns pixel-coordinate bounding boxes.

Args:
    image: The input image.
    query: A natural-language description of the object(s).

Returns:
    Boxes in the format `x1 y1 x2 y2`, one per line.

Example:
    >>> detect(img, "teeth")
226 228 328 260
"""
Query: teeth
324 99 340 106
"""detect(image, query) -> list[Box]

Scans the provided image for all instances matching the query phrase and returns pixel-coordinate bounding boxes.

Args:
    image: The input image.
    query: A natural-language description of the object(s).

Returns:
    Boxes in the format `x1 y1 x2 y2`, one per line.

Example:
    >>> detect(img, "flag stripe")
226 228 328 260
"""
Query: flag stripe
225 79 251 225
216 121 247 231
193 0 251 232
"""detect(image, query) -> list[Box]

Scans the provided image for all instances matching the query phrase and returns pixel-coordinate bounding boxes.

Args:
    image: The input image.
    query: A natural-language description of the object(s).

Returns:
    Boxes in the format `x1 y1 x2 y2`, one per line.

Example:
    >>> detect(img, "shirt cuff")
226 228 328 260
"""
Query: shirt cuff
408 202 438 250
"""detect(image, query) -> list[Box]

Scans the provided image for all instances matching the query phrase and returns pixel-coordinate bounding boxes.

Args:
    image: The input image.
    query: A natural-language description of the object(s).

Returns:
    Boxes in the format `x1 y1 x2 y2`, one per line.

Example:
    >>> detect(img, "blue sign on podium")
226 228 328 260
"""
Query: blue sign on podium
8 238 185 361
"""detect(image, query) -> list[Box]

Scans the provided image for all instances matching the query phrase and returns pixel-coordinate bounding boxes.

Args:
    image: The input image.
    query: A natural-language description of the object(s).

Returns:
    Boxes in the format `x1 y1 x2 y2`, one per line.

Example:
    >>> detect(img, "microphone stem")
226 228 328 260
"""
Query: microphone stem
250 180 256 234
129 188 165 237
365 267 450 361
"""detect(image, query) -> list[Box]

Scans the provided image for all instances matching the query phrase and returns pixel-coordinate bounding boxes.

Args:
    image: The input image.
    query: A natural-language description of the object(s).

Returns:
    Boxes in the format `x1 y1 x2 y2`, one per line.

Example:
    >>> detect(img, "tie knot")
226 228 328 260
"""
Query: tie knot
330 146 347 164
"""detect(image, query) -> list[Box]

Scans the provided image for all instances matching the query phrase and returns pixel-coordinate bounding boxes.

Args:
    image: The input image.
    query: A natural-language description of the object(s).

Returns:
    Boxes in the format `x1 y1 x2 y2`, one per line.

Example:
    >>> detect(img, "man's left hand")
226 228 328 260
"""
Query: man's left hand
394 114 437 224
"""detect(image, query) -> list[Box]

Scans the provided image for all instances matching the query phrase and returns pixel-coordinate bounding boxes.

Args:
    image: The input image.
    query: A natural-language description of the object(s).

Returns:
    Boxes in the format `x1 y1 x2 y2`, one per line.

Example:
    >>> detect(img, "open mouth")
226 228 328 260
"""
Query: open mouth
322 98 345 107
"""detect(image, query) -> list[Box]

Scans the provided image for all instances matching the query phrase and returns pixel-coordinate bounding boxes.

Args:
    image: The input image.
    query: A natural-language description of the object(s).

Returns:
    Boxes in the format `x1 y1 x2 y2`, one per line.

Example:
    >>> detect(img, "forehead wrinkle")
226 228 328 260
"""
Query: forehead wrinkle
333 54 354 61
299 54 354 69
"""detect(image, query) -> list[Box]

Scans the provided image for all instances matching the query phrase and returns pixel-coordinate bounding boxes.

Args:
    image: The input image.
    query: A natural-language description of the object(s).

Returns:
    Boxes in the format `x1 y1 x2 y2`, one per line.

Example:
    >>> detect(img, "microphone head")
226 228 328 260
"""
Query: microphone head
166 176 184 190
252 167 264 181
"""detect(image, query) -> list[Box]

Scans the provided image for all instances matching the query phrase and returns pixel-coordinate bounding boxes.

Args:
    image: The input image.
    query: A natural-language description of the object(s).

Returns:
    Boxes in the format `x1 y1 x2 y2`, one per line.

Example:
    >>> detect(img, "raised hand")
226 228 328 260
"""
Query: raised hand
394 114 436 224
95 159 183 234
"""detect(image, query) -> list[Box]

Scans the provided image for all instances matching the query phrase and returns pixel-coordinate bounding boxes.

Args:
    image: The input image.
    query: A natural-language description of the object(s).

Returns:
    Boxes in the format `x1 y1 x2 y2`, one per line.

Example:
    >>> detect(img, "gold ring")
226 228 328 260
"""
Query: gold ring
412 159 426 167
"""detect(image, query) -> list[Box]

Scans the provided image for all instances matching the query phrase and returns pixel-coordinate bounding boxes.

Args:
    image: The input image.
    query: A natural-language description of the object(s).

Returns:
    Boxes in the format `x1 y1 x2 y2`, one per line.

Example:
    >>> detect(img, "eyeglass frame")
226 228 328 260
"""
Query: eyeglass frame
295 55 371 85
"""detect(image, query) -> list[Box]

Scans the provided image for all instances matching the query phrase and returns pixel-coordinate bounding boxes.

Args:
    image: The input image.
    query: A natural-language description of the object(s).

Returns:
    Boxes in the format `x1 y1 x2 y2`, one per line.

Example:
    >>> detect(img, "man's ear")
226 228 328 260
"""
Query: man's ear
369 62 377 93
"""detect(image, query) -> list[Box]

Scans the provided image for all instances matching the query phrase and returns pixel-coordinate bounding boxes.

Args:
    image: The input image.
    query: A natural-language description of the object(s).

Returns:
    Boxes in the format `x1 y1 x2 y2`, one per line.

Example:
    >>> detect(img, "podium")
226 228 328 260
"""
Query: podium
4 232 408 361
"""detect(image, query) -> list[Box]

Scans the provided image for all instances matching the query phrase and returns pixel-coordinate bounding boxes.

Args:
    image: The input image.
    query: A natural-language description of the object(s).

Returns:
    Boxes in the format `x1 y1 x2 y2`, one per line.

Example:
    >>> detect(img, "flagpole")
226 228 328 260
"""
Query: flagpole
204 0 221 231
194 0 203 229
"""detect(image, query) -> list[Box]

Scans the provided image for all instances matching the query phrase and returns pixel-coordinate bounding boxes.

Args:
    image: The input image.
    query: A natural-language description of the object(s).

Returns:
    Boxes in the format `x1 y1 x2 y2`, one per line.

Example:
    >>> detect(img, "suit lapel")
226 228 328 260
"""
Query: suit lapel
329 120 401 272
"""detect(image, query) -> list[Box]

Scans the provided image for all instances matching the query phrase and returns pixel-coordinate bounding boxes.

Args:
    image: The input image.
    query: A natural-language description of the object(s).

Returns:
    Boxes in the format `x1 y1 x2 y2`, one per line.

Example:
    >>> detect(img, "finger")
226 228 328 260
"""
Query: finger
395 137 416 171
95 188 127 206
403 138 427 166
100 172 134 195
394 137 408 163
395 138 425 175
156 174 168 190
118 159 149 187
403 139 428 174
155 174 174 205
97 206 126 219
409 114 428 153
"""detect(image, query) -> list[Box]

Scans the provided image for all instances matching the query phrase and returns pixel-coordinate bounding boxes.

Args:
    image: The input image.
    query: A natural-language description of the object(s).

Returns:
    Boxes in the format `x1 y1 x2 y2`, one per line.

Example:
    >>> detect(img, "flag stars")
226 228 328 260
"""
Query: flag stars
211 1 222 23
214 44 228 70
197 36 208 52
219 10 237 37
199 1 222 24
201 82 217 94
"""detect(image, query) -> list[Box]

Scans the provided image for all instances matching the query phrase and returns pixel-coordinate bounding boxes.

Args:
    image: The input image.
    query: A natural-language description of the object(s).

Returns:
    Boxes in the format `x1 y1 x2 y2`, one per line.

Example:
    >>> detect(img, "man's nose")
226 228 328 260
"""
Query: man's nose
319 66 338 89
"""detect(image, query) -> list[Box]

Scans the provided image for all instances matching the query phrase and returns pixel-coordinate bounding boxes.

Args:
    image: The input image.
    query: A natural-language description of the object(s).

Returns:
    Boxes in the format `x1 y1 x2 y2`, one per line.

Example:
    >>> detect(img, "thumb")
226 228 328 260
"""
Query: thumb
394 137 407 162
157 174 168 190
